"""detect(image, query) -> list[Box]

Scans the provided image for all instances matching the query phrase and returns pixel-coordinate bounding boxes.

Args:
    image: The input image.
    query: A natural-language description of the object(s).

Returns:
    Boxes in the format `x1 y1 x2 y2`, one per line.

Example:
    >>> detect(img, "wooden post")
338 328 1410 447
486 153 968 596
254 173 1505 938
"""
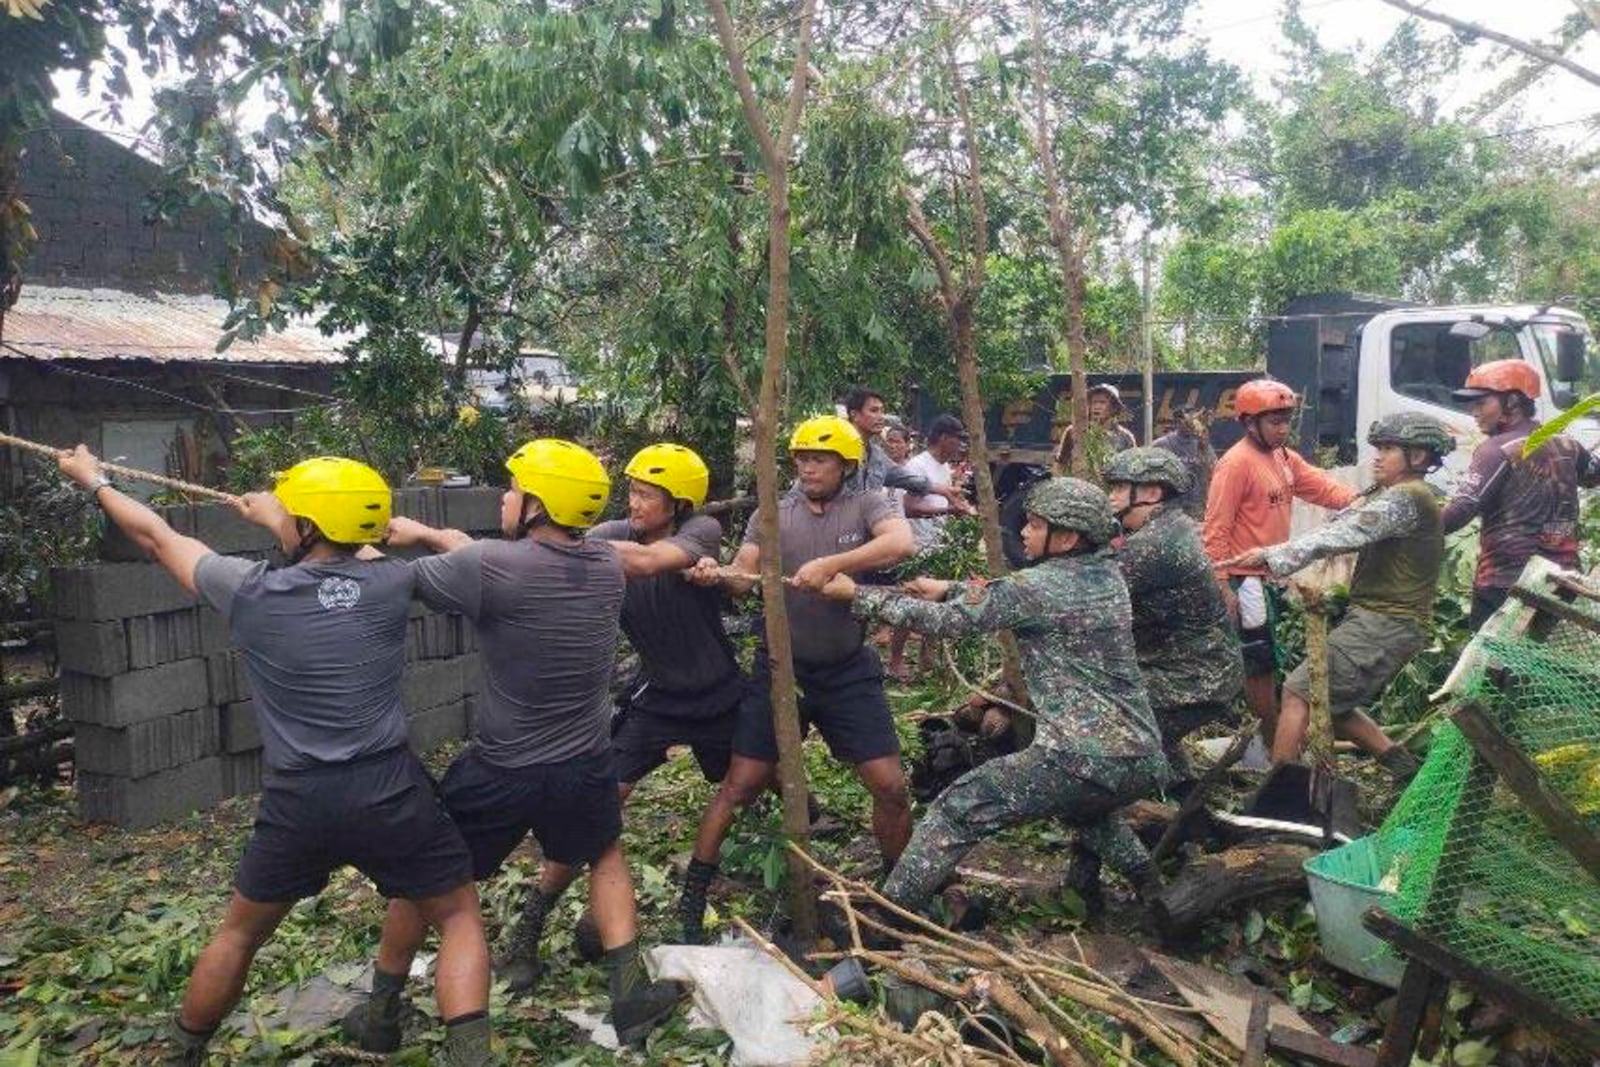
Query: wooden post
1141 232 1155 444
707 0 820 947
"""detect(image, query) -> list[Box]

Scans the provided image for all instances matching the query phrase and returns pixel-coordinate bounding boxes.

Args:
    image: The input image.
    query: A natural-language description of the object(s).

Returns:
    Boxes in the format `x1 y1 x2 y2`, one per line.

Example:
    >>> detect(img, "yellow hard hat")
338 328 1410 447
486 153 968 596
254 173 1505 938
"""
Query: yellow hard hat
789 414 865 463
505 438 611 529
625 443 710 508
272 457 391 544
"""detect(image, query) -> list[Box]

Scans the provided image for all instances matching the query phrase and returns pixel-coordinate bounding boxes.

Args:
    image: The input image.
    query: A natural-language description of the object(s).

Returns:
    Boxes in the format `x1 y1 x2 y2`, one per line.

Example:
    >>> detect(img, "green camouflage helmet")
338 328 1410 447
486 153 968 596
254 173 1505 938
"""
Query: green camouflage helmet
1101 446 1193 495
1367 412 1456 460
1025 476 1119 545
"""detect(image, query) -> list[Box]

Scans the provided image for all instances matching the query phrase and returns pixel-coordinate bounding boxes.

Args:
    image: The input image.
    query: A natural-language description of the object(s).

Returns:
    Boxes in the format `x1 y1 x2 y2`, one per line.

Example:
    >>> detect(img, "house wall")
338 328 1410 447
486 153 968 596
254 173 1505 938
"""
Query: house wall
17 115 280 294
0 360 337 493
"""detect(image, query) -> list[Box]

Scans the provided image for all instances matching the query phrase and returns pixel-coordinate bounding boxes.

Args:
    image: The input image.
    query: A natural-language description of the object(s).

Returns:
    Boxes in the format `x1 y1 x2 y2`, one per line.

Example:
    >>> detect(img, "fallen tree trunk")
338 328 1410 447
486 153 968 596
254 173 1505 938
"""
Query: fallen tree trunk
0 720 71 757
1152 843 1314 939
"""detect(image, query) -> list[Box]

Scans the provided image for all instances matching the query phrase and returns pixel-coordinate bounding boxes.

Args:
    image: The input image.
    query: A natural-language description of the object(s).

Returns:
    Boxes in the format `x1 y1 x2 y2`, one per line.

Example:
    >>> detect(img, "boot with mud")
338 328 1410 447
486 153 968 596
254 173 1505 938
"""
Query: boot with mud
1377 745 1421 785
161 1017 214 1067
604 940 690 1046
1064 843 1106 919
339 966 407 1053
441 1011 492 1067
677 858 718 945
573 909 604 963
496 887 559 996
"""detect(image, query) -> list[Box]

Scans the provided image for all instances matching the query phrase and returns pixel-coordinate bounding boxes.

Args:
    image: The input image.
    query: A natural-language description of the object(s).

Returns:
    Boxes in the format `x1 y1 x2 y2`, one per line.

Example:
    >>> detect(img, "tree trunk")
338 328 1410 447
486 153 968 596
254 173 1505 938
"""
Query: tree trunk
1151 844 1314 939
708 0 819 947
1029 0 1090 477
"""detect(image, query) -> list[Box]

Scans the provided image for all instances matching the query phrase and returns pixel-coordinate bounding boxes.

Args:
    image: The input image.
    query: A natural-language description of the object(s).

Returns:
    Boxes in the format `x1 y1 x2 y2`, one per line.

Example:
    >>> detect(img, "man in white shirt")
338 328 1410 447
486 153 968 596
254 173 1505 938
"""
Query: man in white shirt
901 414 974 547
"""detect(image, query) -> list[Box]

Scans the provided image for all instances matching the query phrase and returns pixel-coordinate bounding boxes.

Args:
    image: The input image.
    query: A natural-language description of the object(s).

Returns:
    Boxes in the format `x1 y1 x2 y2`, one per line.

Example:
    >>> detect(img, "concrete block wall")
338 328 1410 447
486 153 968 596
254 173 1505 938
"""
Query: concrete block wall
53 487 501 830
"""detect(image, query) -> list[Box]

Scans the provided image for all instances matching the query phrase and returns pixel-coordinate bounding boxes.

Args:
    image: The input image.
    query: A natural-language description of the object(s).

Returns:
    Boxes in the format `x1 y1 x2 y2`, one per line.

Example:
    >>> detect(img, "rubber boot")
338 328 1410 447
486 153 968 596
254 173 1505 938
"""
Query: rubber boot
1377 746 1421 785
677 858 718 946
441 1011 492 1067
339 966 406 1053
605 940 689 1047
496 887 558 996
573 909 604 963
1064 843 1106 918
162 1017 214 1067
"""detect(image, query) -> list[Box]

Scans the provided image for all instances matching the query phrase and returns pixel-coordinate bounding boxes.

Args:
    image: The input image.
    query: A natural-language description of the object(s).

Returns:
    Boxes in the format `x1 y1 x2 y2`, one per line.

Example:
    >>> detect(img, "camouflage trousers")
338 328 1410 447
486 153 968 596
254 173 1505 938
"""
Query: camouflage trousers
883 745 1168 911
1157 700 1235 784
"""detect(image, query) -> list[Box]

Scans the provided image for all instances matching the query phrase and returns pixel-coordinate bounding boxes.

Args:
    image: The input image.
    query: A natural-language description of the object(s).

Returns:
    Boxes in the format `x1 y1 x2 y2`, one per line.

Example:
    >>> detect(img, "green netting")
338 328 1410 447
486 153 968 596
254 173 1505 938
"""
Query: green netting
1372 632 1600 1023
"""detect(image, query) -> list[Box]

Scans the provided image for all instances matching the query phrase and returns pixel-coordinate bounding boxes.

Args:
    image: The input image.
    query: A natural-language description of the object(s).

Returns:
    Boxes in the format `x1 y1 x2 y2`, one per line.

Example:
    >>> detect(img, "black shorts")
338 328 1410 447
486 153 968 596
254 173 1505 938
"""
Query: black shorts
1230 577 1281 677
439 746 623 876
613 679 742 785
235 746 473 905
734 645 900 766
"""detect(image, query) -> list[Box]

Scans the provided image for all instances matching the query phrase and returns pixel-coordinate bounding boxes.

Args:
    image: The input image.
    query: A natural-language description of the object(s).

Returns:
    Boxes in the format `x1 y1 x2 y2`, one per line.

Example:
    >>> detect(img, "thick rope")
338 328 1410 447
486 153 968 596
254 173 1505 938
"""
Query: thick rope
0 432 240 504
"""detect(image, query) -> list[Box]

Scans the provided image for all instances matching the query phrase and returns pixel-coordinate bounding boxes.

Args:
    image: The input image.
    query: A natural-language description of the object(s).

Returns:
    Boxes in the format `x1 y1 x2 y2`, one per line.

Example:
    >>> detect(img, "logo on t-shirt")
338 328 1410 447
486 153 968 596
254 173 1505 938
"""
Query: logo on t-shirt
317 576 362 611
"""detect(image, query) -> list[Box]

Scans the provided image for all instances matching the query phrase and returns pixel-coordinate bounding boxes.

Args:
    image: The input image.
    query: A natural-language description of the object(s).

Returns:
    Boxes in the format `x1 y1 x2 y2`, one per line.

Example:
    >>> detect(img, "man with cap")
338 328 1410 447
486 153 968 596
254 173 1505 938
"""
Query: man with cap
678 413 916 943
1442 359 1600 628
820 477 1168 915
1105 447 1242 790
1222 413 1456 781
1053 383 1138 475
1204 379 1358 739
55 447 493 1067
342 439 686 1050
1152 405 1217 521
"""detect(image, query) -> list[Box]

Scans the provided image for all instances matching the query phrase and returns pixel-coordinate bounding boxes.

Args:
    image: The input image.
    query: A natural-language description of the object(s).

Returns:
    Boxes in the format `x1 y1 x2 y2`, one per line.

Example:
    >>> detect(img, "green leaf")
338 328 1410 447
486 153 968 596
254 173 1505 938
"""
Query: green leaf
1244 909 1265 945
1523 393 1600 457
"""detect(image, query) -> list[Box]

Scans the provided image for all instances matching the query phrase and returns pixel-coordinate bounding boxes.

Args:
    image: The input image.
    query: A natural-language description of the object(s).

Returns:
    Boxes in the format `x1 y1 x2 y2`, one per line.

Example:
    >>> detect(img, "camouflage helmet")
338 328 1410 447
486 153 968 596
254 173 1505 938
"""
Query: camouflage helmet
1025 476 1119 546
1366 412 1456 461
1101 447 1193 496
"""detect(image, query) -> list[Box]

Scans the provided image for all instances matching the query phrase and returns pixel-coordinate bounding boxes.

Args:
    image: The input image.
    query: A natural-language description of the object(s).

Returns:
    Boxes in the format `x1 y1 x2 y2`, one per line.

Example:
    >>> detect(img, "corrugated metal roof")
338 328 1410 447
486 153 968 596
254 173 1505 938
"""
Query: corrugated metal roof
0 285 352 364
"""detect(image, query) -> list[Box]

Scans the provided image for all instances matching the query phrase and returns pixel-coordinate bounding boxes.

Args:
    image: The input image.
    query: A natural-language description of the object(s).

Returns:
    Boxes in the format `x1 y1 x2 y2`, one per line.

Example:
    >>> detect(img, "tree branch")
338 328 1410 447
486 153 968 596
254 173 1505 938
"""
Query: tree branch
1380 0 1600 89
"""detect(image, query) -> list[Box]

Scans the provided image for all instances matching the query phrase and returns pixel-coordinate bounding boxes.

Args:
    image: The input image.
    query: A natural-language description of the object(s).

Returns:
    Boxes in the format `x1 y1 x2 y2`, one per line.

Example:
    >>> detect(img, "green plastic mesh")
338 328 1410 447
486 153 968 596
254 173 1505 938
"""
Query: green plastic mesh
1373 632 1600 1023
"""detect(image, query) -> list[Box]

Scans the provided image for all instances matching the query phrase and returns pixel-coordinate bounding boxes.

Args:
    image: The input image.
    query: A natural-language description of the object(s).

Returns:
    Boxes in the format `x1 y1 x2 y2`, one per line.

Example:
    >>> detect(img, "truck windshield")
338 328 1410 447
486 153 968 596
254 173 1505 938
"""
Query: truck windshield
1529 322 1600 411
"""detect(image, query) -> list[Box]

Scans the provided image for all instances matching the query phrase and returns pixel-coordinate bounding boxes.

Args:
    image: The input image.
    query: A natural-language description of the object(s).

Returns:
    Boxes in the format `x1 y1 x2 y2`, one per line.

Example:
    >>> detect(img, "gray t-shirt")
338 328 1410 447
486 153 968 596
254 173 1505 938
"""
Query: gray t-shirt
195 553 413 773
411 537 623 768
589 515 737 697
743 487 897 665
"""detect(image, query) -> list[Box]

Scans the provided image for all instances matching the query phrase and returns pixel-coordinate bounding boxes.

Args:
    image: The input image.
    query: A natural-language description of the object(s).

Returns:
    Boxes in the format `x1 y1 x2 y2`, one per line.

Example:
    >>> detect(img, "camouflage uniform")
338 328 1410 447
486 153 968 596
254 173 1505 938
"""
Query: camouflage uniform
1116 504 1243 776
856 541 1168 910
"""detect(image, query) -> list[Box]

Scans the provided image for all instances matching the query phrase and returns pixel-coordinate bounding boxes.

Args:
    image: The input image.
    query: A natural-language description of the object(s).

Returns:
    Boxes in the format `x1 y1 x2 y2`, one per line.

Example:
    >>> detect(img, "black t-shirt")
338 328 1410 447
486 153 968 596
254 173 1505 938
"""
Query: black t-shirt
589 515 738 697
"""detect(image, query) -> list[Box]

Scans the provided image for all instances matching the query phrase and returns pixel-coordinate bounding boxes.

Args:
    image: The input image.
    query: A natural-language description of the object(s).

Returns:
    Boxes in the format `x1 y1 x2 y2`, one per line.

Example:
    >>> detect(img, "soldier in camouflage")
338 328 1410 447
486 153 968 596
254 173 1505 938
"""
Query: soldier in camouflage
1104 448 1243 787
820 477 1169 913
1221 412 1454 782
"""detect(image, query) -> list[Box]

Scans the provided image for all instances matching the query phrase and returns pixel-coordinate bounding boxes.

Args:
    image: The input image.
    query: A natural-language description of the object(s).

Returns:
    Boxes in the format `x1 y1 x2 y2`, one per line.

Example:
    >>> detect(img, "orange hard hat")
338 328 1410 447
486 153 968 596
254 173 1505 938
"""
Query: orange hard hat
1451 359 1542 402
1235 379 1300 418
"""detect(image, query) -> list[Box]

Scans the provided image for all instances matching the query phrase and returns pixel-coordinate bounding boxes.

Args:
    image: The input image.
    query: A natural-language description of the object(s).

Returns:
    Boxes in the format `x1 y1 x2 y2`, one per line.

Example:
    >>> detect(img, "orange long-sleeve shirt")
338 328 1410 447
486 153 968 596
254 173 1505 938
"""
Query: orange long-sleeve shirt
1203 438 1358 576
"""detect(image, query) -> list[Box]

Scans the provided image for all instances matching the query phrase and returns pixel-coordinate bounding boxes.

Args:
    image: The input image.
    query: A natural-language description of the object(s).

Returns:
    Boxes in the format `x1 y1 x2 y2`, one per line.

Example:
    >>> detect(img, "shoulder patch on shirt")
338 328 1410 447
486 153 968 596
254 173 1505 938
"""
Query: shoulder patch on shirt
964 578 990 605
317 576 362 611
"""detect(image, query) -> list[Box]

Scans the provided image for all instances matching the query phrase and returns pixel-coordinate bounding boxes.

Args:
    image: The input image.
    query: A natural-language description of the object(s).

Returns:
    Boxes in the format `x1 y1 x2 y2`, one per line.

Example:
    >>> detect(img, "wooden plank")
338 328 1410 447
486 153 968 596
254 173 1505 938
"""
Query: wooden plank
1507 584 1600 636
1268 1024 1378 1067
1375 959 1442 1067
1453 701 1600 888
1242 990 1270 1067
1363 908 1600 1055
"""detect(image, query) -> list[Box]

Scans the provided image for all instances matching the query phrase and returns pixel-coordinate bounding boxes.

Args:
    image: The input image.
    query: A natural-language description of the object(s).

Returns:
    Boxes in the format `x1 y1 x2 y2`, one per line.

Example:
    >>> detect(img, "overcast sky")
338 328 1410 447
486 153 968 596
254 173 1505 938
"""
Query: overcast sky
51 0 1600 152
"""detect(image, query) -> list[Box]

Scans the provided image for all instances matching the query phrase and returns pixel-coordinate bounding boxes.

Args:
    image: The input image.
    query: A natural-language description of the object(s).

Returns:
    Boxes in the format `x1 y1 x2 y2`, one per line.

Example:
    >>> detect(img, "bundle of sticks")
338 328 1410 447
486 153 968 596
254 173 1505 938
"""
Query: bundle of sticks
741 846 1233 1067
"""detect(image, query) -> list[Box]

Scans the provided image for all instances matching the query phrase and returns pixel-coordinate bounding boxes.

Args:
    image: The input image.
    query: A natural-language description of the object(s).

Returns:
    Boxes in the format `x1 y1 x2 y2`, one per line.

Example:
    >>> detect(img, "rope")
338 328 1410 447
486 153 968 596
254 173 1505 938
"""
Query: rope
0 432 240 504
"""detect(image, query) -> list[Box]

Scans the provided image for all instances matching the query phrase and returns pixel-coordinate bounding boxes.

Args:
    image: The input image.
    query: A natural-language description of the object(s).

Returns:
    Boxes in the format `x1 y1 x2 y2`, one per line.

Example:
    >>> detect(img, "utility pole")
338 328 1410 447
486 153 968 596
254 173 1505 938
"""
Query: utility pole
1141 231 1155 443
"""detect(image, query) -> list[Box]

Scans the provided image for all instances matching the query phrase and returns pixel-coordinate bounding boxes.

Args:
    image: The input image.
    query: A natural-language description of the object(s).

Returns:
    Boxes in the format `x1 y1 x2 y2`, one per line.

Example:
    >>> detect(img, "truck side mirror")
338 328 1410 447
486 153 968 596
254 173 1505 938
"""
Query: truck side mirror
1556 331 1587 382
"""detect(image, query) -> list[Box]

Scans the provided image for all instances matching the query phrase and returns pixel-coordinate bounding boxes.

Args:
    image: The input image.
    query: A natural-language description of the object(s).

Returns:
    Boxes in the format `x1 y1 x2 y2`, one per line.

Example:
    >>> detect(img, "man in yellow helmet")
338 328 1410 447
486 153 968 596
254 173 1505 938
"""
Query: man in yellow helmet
55 447 491 1067
678 414 917 944
343 439 686 1050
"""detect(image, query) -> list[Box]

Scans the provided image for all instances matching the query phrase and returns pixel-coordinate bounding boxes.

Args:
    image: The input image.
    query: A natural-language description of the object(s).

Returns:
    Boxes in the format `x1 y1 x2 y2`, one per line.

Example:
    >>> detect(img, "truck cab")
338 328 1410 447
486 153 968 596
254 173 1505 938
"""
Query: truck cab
1269 294 1600 491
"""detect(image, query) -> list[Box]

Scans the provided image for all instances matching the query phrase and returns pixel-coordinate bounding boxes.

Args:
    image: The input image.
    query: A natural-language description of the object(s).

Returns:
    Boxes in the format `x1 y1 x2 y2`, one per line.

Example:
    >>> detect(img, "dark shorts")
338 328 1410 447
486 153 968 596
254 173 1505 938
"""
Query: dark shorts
236 746 473 905
734 645 901 766
1230 576 1282 677
1282 607 1426 718
439 746 623 876
613 678 742 785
